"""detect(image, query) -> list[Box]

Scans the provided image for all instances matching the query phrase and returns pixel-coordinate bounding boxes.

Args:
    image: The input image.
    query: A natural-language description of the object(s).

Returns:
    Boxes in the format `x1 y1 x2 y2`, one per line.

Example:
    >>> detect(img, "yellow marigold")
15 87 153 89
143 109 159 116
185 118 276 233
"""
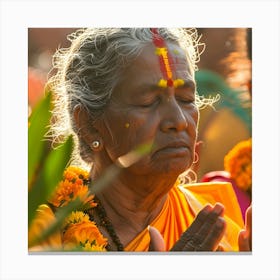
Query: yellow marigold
28 204 62 250
224 138 252 192
48 166 96 208
31 166 108 252
63 221 108 251
63 211 90 228
83 241 107 252
63 166 89 182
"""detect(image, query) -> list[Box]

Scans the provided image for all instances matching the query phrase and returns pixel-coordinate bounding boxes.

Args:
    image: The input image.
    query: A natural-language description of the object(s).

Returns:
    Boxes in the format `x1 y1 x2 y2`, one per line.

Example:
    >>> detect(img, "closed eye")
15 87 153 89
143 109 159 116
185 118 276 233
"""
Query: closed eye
175 93 195 105
175 85 195 105
177 98 195 105
139 98 160 108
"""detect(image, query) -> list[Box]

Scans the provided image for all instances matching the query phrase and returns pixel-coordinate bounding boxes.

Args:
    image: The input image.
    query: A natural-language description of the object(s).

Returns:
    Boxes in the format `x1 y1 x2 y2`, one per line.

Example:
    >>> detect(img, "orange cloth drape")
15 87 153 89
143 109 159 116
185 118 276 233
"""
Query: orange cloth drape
29 182 245 252
125 182 244 251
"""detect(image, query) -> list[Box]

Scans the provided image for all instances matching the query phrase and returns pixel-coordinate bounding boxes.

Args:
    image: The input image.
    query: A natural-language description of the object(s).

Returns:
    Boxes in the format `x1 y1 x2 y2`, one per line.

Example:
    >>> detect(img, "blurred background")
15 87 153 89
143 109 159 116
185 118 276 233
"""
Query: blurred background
28 28 252 183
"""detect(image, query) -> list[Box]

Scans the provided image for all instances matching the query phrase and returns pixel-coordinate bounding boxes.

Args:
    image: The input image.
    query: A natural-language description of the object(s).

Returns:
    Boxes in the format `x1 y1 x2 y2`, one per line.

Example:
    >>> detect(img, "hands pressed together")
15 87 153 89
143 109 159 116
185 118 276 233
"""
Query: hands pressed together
149 203 252 252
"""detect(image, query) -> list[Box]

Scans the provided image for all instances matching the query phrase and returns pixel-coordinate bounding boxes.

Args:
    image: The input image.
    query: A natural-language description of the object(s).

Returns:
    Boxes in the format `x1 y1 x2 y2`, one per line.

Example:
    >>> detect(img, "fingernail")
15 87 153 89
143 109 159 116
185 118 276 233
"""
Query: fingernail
213 203 224 215
216 217 225 228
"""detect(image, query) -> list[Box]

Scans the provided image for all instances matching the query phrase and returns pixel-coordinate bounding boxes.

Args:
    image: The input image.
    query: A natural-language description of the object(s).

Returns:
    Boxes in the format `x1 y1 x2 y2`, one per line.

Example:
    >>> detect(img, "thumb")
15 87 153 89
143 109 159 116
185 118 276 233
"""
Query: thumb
238 229 250 251
148 226 166 251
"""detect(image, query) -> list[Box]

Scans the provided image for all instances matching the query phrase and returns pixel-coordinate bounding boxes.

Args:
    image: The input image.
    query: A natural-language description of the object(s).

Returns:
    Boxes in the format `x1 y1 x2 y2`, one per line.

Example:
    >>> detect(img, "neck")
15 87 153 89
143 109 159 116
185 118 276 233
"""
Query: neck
91 168 177 247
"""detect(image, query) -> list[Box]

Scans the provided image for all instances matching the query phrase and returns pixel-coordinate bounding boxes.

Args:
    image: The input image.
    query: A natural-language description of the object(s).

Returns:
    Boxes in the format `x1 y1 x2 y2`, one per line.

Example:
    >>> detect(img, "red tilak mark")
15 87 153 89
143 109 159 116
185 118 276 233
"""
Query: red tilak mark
158 55 168 80
151 28 165 47
151 28 175 86
167 79 173 87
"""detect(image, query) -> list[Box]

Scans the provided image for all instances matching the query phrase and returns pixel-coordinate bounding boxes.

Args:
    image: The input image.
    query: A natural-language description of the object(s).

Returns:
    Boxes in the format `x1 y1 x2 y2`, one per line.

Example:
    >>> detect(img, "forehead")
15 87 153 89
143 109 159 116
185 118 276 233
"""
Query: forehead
116 42 193 89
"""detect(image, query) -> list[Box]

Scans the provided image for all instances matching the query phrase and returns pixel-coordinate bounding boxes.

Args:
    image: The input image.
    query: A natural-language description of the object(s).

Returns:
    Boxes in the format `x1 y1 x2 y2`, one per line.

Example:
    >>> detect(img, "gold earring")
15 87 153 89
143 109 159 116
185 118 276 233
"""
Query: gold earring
92 140 100 149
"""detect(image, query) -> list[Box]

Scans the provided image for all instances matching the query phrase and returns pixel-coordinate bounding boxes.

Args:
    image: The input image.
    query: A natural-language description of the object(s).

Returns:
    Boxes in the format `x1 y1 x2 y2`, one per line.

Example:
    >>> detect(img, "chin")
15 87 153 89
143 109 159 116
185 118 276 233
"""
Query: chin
129 156 193 177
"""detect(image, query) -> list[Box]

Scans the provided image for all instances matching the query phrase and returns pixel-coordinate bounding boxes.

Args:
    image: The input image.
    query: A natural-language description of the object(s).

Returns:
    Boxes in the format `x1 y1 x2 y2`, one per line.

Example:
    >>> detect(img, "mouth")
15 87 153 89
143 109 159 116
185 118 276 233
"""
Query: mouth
153 141 190 158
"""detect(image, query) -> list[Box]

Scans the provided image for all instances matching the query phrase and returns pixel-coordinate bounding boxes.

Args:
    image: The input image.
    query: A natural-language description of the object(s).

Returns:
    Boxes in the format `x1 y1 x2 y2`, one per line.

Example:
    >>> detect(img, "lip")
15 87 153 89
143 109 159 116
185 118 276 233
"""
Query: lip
153 141 190 157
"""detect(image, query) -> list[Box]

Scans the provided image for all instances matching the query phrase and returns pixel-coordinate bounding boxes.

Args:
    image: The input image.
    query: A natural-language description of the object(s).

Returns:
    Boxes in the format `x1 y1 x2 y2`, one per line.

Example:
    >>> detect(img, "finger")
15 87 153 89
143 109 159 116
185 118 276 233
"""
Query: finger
238 230 250 251
186 204 214 235
171 203 224 251
191 203 225 244
180 204 225 251
170 204 212 251
245 205 252 248
195 216 226 251
245 205 252 231
148 226 165 251
216 245 225 251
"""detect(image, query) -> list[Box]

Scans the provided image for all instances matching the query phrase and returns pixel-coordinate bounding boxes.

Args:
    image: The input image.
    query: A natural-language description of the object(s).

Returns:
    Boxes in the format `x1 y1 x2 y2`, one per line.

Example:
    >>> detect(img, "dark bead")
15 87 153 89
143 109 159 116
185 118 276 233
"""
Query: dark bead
89 195 124 251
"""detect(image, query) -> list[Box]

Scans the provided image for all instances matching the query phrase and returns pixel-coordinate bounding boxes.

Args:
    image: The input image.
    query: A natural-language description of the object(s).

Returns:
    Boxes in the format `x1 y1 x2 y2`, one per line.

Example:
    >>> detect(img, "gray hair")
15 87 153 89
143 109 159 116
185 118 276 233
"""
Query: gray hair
47 28 203 164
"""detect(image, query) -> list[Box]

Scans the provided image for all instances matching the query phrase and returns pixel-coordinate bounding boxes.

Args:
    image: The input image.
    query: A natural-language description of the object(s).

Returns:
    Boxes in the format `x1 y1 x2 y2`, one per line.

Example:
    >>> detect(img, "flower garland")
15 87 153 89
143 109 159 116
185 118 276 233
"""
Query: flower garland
224 138 252 192
47 166 108 251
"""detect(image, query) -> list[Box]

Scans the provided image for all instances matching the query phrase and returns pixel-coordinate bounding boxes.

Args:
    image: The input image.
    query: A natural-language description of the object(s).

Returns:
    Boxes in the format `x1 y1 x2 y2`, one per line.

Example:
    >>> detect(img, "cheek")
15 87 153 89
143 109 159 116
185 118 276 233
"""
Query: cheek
190 103 199 122
102 109 159 159
184 105 199 135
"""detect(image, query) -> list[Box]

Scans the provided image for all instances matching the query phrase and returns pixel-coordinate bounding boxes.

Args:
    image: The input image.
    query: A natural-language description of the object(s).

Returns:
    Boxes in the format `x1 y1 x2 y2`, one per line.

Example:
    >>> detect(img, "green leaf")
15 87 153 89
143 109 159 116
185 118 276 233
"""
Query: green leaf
28 92 52 186
28 136 73 226
43 135 73 196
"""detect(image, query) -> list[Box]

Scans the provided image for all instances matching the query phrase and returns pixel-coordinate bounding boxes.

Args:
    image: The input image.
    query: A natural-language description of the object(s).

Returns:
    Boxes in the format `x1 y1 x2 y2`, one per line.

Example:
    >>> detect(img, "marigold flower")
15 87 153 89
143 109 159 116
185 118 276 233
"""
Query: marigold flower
224 138 252 192
83 241 107 252
63 211 90 228
63 220 108 251
63 166 89 182
28 204 62 250
48 166 96 208
33 166 107 252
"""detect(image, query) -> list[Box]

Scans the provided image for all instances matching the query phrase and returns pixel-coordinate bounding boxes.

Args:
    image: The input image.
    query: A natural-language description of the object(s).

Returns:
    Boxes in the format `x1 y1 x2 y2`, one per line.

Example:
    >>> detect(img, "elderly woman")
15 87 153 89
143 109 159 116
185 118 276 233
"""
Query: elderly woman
29 28 251 252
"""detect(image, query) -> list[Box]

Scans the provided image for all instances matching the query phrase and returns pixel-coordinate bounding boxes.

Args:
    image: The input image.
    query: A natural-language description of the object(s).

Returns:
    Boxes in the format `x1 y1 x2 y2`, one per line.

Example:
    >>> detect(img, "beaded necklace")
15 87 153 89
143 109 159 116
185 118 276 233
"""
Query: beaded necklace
86 196 124 251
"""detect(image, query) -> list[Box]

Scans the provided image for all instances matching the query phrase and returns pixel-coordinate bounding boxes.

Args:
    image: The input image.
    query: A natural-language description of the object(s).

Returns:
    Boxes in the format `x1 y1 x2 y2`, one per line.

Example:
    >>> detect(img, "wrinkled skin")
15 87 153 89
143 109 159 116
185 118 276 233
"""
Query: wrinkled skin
149 203 226 251
149 204 252 252
75 41 251 251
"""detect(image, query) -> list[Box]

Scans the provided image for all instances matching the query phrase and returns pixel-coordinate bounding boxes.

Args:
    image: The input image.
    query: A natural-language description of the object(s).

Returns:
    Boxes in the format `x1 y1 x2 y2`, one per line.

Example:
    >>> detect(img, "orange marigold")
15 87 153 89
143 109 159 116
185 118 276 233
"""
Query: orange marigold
28 204 62 250
224 138 252 192
64 211 90 224
48 166 96 208
31 166 107 252
83 241 107 252
63 220 108 251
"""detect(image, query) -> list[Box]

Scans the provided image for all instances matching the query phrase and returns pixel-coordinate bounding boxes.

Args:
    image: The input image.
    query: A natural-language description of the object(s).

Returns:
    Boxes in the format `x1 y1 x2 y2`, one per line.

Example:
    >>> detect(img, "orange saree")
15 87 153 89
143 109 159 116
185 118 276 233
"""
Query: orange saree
125 182 244 251
29 181 244 252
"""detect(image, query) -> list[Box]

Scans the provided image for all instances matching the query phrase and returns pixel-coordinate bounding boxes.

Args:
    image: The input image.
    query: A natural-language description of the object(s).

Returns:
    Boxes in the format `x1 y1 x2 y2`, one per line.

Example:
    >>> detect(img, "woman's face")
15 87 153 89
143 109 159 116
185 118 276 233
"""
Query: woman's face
96 42 199 177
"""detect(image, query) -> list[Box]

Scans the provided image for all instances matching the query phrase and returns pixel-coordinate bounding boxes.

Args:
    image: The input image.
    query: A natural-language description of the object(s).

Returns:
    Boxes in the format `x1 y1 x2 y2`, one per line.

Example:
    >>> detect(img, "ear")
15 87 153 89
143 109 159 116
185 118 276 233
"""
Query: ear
73 105 103 152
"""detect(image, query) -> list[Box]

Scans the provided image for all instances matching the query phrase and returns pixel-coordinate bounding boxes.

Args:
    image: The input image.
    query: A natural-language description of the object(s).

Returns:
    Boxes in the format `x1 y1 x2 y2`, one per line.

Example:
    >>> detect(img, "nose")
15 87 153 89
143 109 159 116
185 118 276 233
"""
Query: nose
160 96 188 133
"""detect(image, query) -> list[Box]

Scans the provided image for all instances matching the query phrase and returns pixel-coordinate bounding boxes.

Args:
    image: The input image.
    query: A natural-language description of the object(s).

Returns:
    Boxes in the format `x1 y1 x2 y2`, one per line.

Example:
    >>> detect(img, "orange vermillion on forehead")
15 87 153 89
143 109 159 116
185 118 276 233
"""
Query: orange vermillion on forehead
151 28 185 88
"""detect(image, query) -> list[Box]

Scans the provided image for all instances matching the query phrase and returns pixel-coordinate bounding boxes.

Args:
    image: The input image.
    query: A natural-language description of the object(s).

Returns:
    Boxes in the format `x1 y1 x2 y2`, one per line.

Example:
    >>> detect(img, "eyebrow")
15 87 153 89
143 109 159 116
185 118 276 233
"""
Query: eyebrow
177 79 196 90
132 78 196 96
134 83 163 94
